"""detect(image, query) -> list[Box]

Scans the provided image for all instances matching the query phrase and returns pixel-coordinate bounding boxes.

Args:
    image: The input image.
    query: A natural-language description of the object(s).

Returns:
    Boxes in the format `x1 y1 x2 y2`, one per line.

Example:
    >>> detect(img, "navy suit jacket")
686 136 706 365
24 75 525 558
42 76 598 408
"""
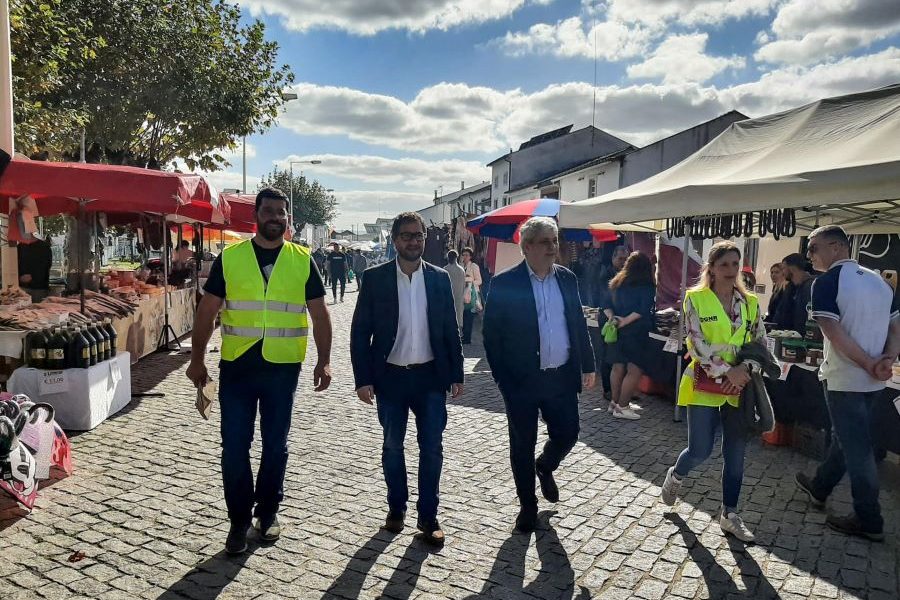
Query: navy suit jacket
482 261 595 393
350 260 464 392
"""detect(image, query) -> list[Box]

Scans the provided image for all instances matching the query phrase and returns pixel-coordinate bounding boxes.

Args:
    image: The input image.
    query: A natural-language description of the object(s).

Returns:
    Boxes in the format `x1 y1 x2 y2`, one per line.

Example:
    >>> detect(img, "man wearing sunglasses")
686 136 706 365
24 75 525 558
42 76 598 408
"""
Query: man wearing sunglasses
795 225 900 542
350 212 464 547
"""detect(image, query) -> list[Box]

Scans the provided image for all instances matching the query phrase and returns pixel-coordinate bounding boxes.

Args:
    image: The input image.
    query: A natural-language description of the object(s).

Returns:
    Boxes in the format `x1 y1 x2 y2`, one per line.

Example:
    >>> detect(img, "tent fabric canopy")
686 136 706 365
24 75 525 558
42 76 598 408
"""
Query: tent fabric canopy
559 84 900 234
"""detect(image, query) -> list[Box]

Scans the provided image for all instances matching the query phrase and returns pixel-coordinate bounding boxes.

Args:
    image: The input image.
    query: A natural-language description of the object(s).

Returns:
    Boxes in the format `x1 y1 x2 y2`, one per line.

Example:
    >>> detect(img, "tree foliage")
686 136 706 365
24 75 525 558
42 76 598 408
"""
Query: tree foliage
11 0 293 169
258 168 337 231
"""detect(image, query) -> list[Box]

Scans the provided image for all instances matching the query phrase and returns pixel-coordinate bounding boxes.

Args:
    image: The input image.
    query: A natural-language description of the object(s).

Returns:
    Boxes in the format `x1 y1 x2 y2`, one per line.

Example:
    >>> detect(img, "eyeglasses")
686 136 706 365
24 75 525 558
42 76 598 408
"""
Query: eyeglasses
807 241 836 255
531 238 559 248
397 232 426 242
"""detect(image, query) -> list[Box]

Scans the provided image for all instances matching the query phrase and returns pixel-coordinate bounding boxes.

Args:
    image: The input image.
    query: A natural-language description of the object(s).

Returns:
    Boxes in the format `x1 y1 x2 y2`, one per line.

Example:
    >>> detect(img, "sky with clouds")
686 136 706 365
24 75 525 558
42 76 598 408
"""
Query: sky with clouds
205 0 900 229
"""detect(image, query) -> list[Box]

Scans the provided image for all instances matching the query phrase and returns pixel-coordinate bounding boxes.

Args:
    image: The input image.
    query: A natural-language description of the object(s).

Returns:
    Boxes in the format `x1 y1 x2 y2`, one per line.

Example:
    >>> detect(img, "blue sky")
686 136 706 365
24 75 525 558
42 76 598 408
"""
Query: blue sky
207 0 900 229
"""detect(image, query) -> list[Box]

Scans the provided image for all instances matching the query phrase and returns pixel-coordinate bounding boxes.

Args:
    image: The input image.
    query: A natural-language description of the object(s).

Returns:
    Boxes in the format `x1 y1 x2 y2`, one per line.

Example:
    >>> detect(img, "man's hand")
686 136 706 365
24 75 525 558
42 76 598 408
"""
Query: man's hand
450 383 464 399
725 365 751 390
356 385 375 405
871 355 894 381
582 372 597 390
19 274 31 284
186 360 210 388
313 362 332 391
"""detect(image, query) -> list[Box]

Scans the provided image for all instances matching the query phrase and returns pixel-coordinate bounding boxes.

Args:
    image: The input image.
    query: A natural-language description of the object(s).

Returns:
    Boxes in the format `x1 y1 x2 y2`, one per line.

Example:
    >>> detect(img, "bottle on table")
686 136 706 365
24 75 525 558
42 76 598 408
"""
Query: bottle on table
46 326 68 370
81 322 99 367
103 318 118 357
93 320 111 362
69 326 91 369
24 324 49 369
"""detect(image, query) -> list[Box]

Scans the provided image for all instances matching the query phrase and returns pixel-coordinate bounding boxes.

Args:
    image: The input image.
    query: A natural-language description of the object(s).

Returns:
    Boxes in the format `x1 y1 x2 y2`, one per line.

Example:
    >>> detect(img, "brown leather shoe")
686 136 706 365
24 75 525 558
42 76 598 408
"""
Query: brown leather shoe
417 519 445 548
383 510 406 534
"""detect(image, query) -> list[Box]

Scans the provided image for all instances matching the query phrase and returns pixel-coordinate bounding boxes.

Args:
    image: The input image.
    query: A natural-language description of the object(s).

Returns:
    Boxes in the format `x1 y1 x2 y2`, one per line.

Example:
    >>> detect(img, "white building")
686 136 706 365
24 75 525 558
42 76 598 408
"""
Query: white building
415 181 491 225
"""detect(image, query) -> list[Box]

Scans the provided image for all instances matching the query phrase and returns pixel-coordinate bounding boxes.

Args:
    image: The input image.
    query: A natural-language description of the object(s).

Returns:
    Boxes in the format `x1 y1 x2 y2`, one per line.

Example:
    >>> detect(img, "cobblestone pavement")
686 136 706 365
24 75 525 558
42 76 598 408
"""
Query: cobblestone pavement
2 290 899 600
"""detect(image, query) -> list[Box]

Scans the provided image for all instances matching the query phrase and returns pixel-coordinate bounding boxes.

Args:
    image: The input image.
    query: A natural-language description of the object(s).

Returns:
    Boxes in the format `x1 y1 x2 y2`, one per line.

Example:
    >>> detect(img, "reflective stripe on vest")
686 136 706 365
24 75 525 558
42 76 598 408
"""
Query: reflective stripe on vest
221 325 309 338
225 300 308 314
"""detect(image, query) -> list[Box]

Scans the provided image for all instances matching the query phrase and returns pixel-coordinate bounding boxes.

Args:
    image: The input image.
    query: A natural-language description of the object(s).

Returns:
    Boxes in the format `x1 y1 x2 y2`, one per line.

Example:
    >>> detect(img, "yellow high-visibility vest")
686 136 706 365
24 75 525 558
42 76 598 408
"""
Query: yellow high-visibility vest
678 287 758 408
220 240 310 363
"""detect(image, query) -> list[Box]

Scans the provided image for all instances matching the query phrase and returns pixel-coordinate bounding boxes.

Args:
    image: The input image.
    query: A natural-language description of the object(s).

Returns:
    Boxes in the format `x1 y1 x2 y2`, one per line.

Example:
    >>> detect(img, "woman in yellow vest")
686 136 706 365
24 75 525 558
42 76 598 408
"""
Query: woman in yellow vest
660 241 765 542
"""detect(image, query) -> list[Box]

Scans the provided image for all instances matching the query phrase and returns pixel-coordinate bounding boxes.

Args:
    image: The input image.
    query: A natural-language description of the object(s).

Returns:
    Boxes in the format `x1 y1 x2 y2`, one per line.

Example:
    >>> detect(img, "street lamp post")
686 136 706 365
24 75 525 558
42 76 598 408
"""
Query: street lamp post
242 91 299 193
288 159 322 235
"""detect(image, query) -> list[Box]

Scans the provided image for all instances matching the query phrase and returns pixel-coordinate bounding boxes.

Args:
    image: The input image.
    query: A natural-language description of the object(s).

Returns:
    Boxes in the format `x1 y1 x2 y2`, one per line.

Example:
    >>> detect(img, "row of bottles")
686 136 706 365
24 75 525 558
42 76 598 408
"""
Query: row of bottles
23 319 118 370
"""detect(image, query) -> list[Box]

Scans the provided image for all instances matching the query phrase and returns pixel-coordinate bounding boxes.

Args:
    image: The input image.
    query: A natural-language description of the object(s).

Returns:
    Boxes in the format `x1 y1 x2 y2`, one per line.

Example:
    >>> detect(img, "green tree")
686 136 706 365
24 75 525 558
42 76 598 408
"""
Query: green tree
11 0 293 169
258 168 337 232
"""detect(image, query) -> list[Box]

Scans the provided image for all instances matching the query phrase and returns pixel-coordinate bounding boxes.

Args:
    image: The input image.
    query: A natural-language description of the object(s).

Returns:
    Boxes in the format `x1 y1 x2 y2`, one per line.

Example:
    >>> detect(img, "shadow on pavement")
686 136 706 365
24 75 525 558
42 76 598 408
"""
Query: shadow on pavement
463 511 589 600
321 528 398 600
379 537 440 600
666 513 781 599
157 547 258 600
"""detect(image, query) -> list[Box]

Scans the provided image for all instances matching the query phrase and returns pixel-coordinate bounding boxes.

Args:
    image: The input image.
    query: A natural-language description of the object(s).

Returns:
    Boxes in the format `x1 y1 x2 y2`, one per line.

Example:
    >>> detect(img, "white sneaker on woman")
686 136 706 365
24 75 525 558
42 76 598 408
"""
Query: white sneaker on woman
608 402 642 414
612 405 641 420
720 511 755 543
660 467 681 506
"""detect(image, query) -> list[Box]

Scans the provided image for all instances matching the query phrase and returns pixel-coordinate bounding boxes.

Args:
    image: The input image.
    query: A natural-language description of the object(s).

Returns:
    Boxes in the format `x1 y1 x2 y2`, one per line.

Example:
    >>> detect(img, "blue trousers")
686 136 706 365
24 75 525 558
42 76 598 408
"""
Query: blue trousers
811 387 883 532
219 363 300 526
674 404 746 512
376 365 447 522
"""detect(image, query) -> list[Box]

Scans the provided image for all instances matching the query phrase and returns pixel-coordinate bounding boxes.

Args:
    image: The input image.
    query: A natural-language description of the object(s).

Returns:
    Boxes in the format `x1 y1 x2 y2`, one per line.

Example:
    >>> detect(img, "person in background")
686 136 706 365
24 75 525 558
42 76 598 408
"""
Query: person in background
779 253 815 335
660 241 765 543
352 249 369 290
795 225 900 542
595 245 629 400
328 243 348 303
603 252 656 420
173 240 194 270
17 235 52 303
741 266 756 292
765 262 789 323
482 217 595 533
313 247 327 285
460 247 482 344
445 249 466 332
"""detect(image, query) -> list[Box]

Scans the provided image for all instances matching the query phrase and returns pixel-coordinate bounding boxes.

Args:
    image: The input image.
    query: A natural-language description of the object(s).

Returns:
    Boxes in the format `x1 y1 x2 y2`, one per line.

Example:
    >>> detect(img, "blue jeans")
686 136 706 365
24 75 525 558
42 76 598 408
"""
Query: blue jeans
219 362 300 526
811 387 883 532
376 365 447 522
674 404 746 512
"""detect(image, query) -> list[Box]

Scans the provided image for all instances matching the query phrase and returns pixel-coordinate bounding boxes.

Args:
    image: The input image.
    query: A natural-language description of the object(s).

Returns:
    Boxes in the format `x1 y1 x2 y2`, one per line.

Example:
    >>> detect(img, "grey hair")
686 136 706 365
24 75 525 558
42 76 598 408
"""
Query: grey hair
519 216 558 251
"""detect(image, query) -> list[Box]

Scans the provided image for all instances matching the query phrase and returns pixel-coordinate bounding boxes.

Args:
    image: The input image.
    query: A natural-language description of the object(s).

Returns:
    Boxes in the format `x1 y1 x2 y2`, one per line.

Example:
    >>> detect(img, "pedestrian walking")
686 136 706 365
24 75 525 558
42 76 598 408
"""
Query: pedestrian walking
313 247 327 285
445 250 466 331
352 249 369 290
595 245 629 400
660 241 764 543
795 225 900 541
328 243 348 303
603 252 656 420
482 217 596 533
460 247 482 344
187 187 333 555
350 212 464 547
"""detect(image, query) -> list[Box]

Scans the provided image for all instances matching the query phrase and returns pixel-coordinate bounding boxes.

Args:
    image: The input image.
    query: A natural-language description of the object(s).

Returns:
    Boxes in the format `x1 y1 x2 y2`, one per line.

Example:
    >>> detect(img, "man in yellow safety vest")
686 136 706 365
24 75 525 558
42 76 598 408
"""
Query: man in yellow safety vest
187 187 333 555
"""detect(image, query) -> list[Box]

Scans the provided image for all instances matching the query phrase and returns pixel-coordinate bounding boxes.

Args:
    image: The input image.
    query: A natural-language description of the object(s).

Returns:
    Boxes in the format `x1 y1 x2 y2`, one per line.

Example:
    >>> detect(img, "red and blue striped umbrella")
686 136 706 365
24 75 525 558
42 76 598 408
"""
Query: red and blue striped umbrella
466 198 616 242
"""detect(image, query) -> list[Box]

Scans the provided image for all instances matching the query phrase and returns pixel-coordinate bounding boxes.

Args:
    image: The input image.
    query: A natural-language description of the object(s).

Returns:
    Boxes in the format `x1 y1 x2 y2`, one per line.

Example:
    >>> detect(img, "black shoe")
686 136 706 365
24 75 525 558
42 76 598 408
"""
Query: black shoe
225 523 249 555
795 473 826 509
253 515 281 542
514 506 538 533
826 514 884 542
416 519 445 548
383 510 406 534
536 464 559 503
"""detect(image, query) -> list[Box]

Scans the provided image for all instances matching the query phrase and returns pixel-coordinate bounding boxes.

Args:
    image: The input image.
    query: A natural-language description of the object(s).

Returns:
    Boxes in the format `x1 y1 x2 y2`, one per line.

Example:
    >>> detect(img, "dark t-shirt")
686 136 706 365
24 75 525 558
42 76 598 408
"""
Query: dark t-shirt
328 252 348 279
610 283 656 336
203 240 325 370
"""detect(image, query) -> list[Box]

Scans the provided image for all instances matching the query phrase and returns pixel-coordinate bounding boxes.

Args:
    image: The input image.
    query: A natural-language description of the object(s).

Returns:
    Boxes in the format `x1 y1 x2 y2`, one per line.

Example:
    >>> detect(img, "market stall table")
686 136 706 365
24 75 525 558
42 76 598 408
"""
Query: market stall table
7 352 131 431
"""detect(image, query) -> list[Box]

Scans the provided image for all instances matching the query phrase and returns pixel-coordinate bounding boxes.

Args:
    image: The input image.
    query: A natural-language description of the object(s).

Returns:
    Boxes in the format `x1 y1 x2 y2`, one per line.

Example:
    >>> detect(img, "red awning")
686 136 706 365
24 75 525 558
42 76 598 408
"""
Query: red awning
218 193 256 233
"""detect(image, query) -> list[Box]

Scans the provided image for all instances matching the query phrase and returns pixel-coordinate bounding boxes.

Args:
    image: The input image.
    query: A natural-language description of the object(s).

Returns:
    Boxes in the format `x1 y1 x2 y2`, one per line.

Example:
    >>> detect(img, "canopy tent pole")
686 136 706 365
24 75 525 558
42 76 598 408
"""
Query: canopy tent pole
78 201 86 315
156 218 179 352
673 218 693 423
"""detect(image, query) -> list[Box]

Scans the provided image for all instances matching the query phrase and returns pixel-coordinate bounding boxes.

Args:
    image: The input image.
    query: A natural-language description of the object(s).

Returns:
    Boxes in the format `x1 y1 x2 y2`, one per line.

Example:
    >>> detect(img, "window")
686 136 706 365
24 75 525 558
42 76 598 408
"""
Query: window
493 176 498 189
502 172 508 185
588 177 597 198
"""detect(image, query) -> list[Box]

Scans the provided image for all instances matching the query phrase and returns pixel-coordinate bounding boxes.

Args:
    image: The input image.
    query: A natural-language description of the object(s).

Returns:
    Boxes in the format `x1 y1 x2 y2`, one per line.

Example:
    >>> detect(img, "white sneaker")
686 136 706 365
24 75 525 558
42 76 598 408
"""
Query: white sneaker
608 401 643 413
612 405 641 420
720 511 755 543
660 466 681 506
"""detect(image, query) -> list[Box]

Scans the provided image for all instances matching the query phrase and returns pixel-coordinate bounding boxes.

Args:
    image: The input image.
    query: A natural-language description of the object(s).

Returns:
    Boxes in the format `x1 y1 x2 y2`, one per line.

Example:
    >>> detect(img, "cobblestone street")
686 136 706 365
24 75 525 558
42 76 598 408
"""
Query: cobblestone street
1 290 899 600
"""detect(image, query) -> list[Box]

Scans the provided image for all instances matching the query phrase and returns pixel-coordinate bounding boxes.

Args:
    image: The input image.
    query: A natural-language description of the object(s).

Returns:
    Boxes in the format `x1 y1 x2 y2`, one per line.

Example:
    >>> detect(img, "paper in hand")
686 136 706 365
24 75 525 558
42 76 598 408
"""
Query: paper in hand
195 380 216 420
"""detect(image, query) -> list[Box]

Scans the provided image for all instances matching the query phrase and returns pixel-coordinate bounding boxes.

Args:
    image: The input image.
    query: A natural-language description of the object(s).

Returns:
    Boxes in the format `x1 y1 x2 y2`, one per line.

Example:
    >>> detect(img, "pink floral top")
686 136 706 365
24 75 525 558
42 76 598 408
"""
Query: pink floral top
684 288 766 378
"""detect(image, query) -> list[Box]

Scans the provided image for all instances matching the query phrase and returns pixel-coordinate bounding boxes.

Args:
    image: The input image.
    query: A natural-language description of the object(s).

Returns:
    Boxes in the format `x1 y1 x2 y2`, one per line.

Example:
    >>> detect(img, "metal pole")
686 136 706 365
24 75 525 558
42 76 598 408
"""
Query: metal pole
673 219 693 422
1 0 16 290
78 202 86 315
242 135 247 194
289 163 294 236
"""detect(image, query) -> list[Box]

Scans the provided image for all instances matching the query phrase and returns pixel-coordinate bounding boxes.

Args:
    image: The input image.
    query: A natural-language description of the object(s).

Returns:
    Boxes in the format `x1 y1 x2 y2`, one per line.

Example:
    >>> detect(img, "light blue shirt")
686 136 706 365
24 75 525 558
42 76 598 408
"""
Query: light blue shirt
528 263 571 369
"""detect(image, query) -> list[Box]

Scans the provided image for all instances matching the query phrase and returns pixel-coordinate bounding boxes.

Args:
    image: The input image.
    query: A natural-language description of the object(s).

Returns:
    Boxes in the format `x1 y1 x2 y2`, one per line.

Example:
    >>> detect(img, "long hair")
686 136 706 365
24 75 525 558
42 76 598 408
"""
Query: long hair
609 252 656 290
690 241 747 294
771 263 787 292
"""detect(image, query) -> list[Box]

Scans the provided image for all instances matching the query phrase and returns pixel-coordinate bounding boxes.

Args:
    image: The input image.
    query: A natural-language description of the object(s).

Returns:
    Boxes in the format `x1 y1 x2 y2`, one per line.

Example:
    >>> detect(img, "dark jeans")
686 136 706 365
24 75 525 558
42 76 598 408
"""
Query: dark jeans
462 310 475 344
356 271 363 290
332 274 346 299
673 404 746 512
501 369 580 509
376 364 448 522
811 387 883 532
219 362 301 526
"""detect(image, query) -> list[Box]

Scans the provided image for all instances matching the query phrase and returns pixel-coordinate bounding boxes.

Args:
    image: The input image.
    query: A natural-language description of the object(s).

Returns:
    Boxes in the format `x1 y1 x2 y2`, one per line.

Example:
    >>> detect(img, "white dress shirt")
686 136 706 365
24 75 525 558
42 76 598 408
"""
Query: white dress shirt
527 263 571 369
387 261 435 366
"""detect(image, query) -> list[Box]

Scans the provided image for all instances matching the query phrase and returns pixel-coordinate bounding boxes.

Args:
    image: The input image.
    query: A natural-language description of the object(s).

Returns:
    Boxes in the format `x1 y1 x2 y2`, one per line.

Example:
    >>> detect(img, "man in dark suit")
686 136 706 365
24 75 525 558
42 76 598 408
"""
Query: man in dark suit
350 212 464 547
483 216 596 533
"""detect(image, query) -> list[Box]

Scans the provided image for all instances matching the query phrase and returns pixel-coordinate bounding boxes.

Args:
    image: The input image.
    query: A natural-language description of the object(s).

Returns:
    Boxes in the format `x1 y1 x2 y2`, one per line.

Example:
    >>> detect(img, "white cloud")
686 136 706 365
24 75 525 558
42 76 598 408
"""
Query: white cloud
201 170 261 194
755 0 900 64
604 0 778 27
239 0 547 35
492 16 654 60
627 33 745 84
276 153 490 190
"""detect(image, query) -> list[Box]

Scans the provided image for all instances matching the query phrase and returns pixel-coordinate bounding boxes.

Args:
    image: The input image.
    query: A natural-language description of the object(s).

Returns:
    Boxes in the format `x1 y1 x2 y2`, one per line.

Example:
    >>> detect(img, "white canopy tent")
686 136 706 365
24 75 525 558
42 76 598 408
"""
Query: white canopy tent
560 84 900 235
559 84 900 420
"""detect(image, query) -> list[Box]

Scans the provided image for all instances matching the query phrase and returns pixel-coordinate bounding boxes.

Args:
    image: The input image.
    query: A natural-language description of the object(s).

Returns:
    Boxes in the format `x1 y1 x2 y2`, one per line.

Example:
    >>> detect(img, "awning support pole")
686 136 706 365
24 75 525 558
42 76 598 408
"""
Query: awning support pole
673 218 692 423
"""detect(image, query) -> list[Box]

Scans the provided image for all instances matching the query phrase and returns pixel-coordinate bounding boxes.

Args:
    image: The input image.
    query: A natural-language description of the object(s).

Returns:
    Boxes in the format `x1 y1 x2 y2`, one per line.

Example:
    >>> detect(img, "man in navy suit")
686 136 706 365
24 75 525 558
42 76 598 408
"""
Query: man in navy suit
350 212 464 547
483 217 596 532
